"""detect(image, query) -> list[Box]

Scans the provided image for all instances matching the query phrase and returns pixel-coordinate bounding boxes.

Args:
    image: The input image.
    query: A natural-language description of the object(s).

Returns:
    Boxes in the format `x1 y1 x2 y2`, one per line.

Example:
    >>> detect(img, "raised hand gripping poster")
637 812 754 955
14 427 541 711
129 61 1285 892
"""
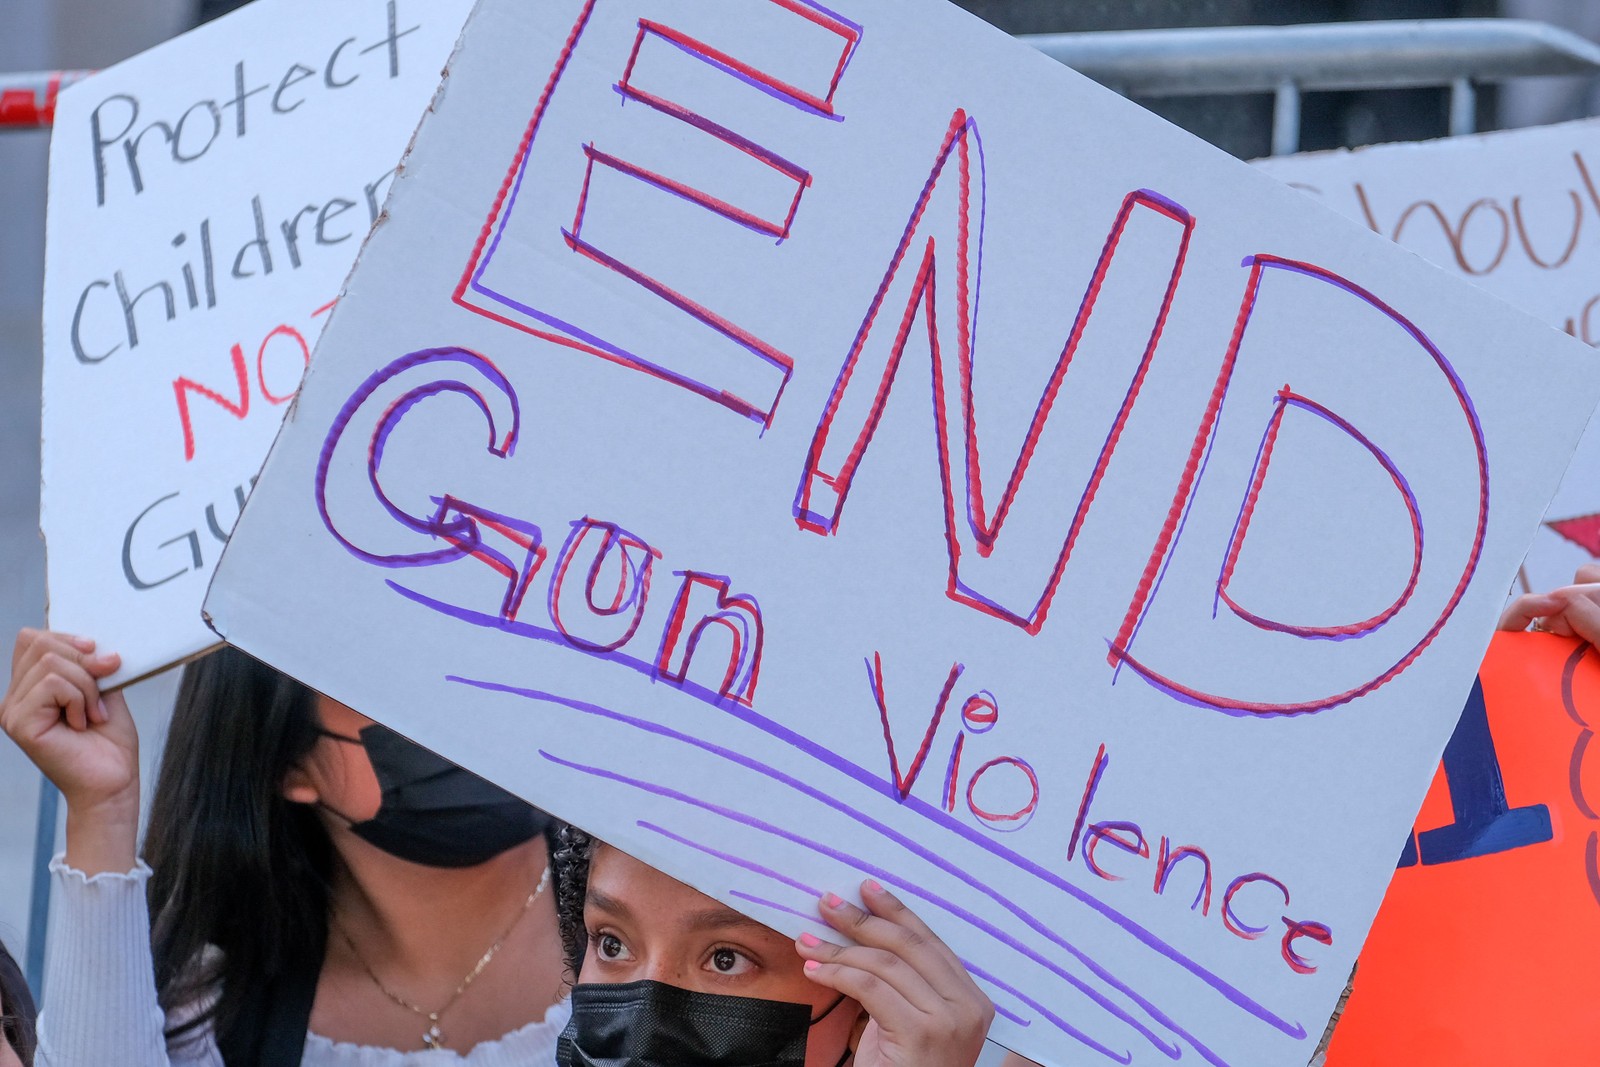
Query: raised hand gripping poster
1256 119 1600 597
204 2 1600 1064
42 0 472 686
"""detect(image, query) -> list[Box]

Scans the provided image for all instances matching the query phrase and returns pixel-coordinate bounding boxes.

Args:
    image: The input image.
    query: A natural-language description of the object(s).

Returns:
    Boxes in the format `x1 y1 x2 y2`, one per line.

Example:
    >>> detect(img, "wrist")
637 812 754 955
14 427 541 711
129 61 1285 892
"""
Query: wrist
63 790 140 876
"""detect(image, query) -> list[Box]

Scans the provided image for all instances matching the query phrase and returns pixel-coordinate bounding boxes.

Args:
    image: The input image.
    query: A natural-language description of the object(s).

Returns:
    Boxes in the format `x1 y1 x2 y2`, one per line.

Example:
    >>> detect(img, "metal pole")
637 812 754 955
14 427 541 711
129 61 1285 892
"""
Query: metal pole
24 777 60 997
1449 75 1477 137
1272 79 1302 156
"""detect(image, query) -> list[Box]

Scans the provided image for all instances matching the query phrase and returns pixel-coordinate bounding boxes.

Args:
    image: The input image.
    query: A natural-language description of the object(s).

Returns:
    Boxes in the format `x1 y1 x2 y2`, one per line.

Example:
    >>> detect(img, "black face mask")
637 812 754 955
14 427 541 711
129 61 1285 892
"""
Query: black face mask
557 980 850 1067
318 723 550 868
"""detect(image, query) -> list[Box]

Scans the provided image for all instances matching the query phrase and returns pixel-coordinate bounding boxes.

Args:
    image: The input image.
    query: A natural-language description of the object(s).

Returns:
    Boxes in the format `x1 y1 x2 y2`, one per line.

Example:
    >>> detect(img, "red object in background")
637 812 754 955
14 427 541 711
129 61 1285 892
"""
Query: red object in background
1327 631 1600 1066
1547 512 1600 557
0 71 92 129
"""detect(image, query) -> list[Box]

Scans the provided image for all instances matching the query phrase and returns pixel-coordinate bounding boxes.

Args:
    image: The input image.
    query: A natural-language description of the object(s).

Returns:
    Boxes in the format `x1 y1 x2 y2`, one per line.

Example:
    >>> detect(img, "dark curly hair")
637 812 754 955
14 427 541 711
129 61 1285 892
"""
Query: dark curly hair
554 824 600 982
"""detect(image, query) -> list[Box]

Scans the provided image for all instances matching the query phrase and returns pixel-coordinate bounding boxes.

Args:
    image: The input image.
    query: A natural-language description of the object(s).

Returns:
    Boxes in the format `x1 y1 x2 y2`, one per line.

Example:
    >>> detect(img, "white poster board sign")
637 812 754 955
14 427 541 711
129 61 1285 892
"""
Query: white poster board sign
205 2 1600 1064
1256 119 1600 595
42 0 472 686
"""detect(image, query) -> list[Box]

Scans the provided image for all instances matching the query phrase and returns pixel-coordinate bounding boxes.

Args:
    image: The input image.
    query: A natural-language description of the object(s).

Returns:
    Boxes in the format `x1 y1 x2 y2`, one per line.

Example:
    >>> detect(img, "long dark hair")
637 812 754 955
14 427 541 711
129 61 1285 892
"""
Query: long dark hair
0 940 37 1067
143 646 330 1044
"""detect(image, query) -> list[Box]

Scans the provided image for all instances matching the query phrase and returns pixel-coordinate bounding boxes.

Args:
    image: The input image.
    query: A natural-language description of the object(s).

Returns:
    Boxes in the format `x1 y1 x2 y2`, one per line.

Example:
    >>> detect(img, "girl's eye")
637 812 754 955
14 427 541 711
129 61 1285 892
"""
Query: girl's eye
595 932 629 961
707 947 752 975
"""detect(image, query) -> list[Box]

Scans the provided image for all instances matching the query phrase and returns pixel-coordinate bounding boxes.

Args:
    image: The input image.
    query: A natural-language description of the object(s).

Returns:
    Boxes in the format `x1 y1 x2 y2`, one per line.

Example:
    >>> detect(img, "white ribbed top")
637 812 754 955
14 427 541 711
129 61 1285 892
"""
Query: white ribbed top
36 858 567 1067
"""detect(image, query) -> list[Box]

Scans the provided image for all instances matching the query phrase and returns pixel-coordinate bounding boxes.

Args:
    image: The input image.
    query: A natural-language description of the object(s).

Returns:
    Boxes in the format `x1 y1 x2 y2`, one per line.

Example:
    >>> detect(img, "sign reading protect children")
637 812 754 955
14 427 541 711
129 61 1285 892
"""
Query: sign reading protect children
42 0 471 686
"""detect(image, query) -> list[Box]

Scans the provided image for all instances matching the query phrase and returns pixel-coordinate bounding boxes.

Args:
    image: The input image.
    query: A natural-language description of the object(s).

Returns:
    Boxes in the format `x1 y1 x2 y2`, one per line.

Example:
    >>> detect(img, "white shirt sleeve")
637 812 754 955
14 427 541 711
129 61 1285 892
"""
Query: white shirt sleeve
34 856 221 1067
31 856 566 1067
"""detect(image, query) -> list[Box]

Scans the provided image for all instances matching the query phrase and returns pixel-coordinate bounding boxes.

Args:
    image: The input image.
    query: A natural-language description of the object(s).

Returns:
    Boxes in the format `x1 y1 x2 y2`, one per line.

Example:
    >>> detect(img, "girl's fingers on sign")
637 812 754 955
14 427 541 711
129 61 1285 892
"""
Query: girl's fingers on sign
1500 571 1600 648
797 881 993 1067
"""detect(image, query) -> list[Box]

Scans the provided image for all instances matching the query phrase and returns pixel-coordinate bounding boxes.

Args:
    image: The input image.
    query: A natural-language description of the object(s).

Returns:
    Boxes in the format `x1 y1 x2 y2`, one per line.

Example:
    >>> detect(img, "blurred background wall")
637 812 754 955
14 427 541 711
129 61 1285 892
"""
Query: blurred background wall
2 0 1595 987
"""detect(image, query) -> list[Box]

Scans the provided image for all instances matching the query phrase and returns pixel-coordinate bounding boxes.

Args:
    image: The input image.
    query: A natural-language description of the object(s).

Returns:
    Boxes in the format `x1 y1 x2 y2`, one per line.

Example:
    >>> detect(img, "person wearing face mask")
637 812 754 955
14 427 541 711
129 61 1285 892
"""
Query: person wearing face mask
552 826 1040 1067
0 629 571 1066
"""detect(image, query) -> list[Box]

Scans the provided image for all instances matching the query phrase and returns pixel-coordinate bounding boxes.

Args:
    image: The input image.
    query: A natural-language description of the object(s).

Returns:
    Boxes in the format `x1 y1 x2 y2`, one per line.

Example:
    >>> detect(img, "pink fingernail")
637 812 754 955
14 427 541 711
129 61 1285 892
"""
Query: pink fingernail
864 879 883 894
804 959 821 972
824 893 844 909
798 932 821 947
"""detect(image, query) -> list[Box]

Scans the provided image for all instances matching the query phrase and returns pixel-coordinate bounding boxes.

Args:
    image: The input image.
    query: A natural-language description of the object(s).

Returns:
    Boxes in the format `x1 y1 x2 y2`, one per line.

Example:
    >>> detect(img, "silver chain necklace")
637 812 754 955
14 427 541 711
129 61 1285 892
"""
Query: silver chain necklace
333 863 551 1050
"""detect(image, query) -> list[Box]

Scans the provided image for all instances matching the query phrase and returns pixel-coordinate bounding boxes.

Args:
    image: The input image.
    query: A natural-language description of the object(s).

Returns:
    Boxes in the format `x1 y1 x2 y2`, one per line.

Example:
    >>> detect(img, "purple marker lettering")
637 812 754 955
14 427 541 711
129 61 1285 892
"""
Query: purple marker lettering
1222 873 1290 941
1083 821 1148 881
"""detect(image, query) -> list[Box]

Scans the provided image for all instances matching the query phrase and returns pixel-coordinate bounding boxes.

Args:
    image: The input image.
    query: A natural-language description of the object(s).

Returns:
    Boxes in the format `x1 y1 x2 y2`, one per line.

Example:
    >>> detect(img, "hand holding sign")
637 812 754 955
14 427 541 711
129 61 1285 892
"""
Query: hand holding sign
1500 563 1600 643
0 630 139 875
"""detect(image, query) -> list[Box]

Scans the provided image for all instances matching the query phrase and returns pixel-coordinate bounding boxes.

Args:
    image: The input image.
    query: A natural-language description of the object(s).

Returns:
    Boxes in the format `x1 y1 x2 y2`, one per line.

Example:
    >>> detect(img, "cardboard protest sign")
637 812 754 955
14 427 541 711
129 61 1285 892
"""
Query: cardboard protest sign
41 0 472 686
204 2 1600 1063
1256 120 1600 595
1325 632 1600 1066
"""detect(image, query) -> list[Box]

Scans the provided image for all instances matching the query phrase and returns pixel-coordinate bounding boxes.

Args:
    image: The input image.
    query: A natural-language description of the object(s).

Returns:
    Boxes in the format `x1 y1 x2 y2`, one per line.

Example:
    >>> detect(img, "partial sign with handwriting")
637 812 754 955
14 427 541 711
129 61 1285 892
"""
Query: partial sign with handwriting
1326 633 1600 1067
1256 118 1600 595
42 0 472 686
205 3 1600 1065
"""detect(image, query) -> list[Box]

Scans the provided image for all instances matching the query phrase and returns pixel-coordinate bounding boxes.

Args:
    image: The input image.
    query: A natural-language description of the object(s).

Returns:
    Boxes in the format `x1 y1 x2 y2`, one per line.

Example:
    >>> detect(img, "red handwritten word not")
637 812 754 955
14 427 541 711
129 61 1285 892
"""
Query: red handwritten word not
173 298 333 461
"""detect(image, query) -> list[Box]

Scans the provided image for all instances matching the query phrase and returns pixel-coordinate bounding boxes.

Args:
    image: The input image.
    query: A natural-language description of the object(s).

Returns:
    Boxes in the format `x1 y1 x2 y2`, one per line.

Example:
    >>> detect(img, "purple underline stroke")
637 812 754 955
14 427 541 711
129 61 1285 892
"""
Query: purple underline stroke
728 890 830 929
641 819 823 897
549 747 1137 1064
958 958 1137 1043
446 673 1302 1052
449 678 1309 1066
725 894 1033 1030
388 582 738 713
648 820 1040 1033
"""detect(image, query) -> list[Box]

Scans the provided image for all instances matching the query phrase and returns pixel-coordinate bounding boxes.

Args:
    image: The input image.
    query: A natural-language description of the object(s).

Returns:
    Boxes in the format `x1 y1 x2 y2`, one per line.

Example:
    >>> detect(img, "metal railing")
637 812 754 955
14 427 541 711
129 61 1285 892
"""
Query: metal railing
0 70 91 129
10 19 1600 150
1024 19 1600 154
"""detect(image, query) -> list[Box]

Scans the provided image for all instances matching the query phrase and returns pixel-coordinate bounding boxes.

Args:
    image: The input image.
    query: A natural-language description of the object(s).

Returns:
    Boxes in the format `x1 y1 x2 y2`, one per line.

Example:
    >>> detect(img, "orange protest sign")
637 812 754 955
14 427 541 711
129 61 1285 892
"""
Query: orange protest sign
1327 631 1600 1066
